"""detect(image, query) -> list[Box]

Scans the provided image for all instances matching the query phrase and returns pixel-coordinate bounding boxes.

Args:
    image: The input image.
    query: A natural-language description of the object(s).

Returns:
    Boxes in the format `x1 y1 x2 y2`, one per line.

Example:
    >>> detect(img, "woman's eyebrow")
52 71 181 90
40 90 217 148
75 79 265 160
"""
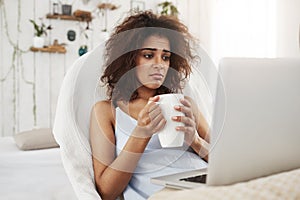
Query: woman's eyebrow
141 48 171 53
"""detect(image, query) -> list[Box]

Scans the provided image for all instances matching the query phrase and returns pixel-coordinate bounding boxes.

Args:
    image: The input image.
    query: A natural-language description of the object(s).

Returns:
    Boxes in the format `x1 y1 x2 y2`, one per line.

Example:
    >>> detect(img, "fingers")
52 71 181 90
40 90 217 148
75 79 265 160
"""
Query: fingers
138 100 158 125
172 97 196 137
174 98 194 119
174 125 195 133
137 96 166 133
150 112 166 132
173 97 195 124
148 95 160 103
172 115 195 127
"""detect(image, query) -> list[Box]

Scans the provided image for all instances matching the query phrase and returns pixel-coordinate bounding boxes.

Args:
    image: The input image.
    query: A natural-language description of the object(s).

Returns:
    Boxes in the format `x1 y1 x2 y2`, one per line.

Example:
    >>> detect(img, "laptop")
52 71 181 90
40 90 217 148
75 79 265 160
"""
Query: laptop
151 57 300 189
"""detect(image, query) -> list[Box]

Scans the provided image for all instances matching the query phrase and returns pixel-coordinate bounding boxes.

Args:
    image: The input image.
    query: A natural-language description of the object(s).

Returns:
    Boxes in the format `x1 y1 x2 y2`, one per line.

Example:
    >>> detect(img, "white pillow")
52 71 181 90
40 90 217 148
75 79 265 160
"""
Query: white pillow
14 128 59 150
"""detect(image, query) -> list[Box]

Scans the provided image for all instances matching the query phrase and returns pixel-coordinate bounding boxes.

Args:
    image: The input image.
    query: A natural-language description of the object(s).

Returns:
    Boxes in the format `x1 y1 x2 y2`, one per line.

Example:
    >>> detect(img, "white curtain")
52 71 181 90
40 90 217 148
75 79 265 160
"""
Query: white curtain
197 0 278 64
181 0 278 123
213 0 277 62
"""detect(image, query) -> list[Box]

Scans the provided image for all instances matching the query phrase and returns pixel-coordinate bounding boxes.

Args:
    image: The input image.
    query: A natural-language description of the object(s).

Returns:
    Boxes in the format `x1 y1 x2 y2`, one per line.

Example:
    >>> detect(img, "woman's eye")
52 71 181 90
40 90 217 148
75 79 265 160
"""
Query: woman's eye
144 53 153 59
162 55 170 61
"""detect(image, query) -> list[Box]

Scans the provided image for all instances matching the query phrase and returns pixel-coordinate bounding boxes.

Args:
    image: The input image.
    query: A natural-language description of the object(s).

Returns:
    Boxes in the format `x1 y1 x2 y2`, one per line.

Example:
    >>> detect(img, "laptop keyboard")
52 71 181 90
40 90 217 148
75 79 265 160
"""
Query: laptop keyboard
179 174 207 183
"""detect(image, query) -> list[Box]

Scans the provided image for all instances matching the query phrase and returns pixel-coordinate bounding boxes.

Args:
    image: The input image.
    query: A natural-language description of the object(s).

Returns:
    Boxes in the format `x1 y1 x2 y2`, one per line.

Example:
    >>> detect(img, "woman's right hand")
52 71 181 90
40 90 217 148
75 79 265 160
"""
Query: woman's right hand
135 96 166 139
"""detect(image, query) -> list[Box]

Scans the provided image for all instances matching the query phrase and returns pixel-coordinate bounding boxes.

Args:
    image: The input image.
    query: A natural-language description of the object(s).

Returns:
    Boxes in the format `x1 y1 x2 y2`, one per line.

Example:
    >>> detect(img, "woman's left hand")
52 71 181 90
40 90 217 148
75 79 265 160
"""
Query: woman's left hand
172 97 199 146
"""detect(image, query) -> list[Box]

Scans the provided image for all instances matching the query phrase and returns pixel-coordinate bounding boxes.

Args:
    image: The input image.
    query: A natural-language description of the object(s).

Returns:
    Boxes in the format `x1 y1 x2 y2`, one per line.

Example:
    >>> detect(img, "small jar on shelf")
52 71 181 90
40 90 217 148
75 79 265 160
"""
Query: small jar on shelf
51 0 60 15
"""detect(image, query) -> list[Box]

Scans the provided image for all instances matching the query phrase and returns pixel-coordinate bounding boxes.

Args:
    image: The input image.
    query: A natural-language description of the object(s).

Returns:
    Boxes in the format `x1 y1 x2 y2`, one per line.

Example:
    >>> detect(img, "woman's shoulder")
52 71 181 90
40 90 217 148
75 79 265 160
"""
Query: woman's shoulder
90 100 116 144
93 100 112 109
92 100 115 122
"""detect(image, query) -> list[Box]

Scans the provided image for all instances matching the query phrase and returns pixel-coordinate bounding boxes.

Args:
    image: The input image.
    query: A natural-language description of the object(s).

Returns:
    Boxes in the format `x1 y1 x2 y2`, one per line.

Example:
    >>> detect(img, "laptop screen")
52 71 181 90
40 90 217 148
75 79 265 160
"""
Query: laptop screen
208 58 300 186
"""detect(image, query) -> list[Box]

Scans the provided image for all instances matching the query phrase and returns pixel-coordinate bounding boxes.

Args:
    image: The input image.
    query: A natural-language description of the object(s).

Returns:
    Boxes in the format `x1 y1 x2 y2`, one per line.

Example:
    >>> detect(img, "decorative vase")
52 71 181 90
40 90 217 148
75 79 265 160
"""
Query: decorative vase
62 4 72 15
33 36 45 48
78 45 88 56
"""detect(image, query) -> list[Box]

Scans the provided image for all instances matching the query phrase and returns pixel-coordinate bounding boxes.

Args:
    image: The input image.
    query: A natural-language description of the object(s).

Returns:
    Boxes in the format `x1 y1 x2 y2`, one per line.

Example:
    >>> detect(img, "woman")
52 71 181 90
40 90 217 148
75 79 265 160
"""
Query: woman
90 11 209 200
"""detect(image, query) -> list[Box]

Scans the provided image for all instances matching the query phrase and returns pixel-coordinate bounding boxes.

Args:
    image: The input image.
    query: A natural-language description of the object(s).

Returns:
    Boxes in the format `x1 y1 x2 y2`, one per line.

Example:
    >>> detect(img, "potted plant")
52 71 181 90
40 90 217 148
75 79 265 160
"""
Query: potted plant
29 19 52 48
157 1 179 18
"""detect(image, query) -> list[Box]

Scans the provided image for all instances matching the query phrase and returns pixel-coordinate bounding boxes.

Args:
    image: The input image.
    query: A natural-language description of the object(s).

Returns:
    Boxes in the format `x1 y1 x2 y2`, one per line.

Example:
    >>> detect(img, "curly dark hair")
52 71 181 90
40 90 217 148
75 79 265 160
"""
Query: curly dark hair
101 10 197 106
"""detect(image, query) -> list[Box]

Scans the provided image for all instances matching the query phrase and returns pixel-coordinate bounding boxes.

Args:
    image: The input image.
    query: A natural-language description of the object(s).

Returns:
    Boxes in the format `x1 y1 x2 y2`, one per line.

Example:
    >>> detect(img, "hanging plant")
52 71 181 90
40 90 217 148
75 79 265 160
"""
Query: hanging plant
1 0 39 134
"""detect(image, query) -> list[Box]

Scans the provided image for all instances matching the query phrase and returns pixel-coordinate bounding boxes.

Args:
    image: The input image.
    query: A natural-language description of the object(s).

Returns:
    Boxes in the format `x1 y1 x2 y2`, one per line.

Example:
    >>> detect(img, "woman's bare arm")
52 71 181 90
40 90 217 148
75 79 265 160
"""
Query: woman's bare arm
90 101 147 200
90 97 165 200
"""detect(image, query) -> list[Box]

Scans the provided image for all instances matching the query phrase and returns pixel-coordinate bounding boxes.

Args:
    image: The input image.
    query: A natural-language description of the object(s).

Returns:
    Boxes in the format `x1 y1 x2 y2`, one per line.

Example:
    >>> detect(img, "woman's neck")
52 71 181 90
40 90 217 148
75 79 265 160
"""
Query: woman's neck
136 86 156 101
117 86 157 120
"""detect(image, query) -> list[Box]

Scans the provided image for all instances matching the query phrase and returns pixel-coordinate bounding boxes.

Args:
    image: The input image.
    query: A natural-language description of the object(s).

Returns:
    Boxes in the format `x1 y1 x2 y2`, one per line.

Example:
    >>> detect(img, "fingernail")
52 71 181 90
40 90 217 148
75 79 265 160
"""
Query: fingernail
174 105 180 109
172 116 177 120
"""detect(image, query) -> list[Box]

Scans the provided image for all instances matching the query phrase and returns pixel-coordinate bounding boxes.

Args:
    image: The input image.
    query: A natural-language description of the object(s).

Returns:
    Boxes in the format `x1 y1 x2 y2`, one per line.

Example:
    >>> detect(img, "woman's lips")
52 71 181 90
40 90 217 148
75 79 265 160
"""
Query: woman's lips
150 73 164 80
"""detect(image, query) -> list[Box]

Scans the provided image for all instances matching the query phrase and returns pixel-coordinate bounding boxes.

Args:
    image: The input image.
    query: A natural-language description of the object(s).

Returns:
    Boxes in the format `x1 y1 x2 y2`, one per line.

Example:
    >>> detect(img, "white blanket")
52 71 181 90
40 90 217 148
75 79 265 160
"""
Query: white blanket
0 137 76 200
149 168 300 200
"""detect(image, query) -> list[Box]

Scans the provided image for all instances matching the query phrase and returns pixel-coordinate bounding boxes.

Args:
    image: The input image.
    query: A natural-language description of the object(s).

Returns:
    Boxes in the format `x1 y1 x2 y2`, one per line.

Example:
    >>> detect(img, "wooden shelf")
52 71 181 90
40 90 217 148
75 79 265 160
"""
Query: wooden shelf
46 14 91 22
30 46 66 54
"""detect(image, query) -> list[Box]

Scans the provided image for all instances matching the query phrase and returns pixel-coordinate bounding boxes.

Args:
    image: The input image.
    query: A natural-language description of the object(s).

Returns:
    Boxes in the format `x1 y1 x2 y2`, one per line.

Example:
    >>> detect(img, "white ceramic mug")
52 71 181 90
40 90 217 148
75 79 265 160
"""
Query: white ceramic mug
156 93 184 148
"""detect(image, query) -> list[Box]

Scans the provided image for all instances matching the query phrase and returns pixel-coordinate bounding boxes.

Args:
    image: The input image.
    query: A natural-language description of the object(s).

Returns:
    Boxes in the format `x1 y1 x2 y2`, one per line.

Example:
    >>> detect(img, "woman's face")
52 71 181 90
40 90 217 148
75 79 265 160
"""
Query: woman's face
135 35 171 89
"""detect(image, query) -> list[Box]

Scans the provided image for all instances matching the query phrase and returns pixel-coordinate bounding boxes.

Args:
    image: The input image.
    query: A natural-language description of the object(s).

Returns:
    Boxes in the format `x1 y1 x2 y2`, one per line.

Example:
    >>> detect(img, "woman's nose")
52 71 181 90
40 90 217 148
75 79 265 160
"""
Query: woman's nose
153 56 164 68
153 63 164 70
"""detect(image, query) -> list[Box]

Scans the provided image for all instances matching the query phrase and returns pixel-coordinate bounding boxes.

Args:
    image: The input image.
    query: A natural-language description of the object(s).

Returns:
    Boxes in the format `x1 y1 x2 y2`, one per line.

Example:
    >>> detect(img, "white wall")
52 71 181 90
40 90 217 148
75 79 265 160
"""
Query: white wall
0 0 200 137
2 0 297 137
277 0 300 57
